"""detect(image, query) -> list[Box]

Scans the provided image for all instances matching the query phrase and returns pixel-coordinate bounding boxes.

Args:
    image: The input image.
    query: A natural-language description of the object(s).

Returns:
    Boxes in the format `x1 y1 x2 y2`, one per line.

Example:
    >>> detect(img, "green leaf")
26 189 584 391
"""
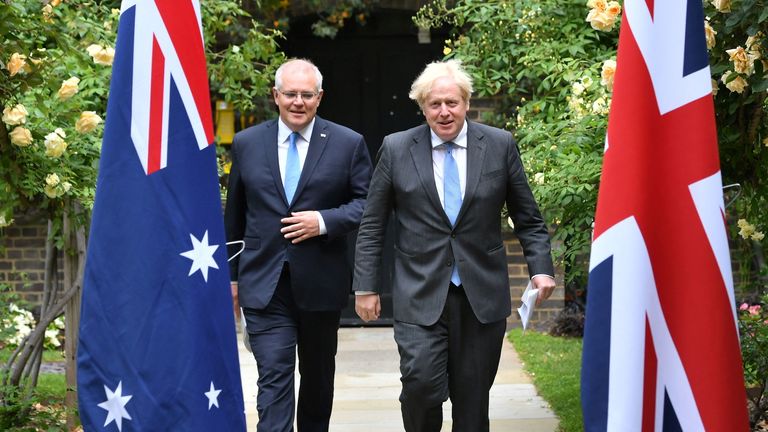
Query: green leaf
751 78 768 93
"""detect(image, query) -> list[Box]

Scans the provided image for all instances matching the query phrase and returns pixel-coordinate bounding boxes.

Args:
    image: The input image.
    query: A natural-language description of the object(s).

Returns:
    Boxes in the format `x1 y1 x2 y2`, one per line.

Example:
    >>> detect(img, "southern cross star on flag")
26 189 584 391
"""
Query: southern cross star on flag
581 0 749 431
76 1 245 430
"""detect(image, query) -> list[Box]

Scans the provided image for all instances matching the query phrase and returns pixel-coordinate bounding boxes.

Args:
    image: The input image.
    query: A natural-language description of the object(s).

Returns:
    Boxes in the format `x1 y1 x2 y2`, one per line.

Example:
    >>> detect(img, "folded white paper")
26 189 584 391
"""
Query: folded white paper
517 281 539 331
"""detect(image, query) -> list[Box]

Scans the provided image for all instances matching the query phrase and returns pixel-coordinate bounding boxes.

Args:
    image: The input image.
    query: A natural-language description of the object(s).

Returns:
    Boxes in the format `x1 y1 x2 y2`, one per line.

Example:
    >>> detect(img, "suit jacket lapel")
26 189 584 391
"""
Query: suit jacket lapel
262 120 288 205
293 116 328 202
409 125 449 225
457 121 485 226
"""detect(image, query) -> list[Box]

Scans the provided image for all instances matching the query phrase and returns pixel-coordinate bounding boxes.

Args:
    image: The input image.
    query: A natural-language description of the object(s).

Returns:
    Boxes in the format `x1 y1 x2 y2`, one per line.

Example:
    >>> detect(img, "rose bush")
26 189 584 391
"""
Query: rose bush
415 0 767 309
415 0 618 295
0 1 285 424
739 294 768 427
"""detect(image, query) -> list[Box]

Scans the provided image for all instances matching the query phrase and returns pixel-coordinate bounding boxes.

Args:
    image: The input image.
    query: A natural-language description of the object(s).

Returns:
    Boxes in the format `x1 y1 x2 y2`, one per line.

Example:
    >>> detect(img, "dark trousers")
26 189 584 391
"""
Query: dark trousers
394 284 506 432
243 264 341 432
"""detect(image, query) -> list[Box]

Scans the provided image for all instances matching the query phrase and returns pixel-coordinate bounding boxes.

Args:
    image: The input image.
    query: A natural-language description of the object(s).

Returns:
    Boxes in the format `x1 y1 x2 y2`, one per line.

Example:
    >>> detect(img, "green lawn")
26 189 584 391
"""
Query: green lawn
509 328 584 432
0 347 66 364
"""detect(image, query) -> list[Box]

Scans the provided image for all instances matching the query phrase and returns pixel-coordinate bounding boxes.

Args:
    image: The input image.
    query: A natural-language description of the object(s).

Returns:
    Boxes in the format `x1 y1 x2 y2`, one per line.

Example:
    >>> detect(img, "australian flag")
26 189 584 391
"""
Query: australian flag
581 0 749 430
77 1 246 430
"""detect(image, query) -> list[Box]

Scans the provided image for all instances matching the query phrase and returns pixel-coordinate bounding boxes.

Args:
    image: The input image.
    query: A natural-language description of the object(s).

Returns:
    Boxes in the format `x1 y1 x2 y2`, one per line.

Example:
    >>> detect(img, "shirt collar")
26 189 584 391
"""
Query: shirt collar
430 120 468 149
278 117 315 144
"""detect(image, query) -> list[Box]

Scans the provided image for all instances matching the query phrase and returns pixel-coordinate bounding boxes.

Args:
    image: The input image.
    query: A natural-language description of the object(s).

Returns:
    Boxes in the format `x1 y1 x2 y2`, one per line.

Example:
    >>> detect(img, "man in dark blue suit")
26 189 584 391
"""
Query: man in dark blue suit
225 59 372 432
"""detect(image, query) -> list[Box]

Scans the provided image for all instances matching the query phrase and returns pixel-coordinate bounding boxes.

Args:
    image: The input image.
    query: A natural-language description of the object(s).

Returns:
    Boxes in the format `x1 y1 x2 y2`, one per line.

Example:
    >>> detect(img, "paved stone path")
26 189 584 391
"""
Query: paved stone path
238 327 558 431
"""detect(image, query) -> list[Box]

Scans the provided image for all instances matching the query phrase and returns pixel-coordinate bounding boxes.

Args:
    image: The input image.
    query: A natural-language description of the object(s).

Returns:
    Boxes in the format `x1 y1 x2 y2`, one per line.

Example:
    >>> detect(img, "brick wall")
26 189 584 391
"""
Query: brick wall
0 212 57 308
505 231 565 330
467 97 502 123
3 216 565 329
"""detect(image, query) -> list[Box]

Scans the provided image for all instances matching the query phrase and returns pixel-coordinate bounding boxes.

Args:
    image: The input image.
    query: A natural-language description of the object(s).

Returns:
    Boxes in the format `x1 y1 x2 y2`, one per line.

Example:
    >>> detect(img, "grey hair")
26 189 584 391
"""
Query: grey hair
408 59 473 107
275 59 323 91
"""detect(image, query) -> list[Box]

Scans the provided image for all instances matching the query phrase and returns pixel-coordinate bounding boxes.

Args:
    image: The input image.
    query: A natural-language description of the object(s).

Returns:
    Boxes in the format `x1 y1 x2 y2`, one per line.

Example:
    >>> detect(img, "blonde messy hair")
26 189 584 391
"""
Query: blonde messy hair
408 59 473 107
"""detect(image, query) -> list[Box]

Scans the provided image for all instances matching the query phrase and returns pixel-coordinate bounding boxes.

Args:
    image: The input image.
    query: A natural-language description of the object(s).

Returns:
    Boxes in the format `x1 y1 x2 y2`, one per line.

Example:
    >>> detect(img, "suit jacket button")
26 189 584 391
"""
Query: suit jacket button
451 233 456 238
447 261 452 266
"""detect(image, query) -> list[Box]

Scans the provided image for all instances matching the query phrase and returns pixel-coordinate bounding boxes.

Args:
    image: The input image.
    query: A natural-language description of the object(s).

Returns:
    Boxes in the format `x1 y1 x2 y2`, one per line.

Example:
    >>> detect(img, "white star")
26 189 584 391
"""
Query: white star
180 230 220 282
97 381 132 431
205 381 222 410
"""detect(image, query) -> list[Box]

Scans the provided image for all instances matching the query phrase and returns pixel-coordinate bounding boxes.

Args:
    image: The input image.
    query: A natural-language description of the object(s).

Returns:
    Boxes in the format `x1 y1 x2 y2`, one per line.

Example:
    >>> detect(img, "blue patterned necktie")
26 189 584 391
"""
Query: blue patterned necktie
284 131 300 204
443 142 462 285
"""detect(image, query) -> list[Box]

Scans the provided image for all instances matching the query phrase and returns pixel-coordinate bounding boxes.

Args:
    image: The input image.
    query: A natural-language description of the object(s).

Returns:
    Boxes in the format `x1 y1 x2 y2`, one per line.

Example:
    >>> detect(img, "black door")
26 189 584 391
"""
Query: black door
284 10 445 325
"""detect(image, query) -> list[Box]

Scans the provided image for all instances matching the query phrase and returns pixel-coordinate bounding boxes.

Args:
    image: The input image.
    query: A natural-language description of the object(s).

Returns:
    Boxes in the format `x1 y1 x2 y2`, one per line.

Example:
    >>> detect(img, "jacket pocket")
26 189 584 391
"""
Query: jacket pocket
487 243 504 253
481 168 505 181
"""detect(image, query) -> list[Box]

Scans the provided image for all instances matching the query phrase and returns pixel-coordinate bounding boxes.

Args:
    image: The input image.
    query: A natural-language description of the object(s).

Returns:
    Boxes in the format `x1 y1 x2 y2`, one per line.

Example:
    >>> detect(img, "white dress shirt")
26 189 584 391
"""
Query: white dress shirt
430 121 553 285
431 122 468 206
277 118 327 234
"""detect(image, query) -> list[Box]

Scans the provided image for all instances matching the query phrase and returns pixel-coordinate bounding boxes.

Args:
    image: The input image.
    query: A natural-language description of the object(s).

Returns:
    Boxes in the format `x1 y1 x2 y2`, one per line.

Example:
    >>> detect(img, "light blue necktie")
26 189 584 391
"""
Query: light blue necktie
443 142 462 285
284 131 300 204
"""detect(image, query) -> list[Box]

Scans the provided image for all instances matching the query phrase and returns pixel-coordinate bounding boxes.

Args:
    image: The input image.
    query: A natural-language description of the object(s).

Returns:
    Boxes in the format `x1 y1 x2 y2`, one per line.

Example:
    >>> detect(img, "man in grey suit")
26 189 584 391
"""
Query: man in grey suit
353 60 556 431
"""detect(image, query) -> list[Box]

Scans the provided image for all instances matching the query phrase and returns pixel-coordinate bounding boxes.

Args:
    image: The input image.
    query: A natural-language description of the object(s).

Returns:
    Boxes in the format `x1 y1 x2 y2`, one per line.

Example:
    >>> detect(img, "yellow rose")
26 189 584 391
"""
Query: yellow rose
601 59 617 91
605 1 621 17
587 0 607 12
704 21 717 50
568 96 587 117
42 173 72 198
591 97 610 115
721 71 747 93
763 137 768 147
726 46 754 75
42 4 53 22
572 81 586 96
586 9 618 32
44 185 59 198
710 0 731 12
44 129 68 157
57 76 80 99
46 173 61 187
2 104 29 125
737 219 750 229
9 127 33 147
739 220 756 239
86 44 103 57
86 45 115 66
7 53 29 76
51 0 62 6
752 231 765 241
75 111 103 133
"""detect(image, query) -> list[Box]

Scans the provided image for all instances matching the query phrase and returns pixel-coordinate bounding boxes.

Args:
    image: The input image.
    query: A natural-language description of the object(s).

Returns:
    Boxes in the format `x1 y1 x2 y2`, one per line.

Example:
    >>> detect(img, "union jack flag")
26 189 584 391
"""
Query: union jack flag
77 1 245 430
581 1 749 431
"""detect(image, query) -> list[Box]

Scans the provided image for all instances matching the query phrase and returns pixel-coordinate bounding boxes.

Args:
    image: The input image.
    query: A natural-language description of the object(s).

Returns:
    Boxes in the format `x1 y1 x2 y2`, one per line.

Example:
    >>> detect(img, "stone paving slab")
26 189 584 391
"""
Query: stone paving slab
239 327 558 431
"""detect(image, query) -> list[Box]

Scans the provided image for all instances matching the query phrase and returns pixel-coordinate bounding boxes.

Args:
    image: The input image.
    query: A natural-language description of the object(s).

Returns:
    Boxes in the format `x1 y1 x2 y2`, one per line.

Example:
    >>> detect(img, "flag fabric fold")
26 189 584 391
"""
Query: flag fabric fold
581 0 749 430
77 1 245 430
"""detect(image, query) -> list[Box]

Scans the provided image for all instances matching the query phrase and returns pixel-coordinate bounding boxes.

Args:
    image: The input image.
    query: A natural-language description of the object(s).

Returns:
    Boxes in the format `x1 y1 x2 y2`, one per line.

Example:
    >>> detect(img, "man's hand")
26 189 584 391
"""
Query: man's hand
230 282 241 322
355 294 381 322
532 275 556 307
280 211 320 244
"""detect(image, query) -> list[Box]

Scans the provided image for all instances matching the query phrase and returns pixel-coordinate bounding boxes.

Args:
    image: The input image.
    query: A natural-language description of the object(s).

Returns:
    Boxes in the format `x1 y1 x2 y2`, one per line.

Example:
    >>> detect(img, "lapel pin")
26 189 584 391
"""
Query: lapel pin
320 133 327 138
